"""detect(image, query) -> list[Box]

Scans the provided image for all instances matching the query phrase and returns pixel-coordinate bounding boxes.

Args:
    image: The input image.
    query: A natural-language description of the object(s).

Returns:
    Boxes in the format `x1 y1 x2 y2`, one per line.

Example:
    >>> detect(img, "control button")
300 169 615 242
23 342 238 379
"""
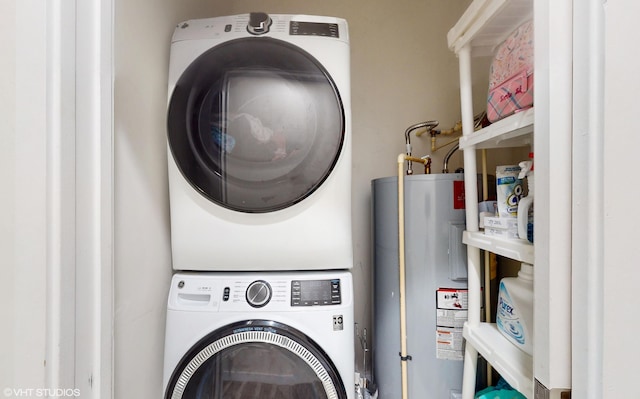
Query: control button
246 280 272 308
223 287 230 301
224 24 232 32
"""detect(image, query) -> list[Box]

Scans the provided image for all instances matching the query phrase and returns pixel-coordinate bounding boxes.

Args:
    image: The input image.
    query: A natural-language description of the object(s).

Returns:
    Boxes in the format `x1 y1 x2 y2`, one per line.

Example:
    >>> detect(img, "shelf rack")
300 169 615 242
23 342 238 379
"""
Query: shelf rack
447 1 534 398
458 108 534 150
447 0 533 56
463 323 533 395
462 231 533 265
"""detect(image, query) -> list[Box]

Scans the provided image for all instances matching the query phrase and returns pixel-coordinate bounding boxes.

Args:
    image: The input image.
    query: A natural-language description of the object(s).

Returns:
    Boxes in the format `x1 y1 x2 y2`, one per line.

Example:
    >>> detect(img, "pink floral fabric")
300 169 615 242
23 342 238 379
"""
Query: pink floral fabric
489 20 534 89
487 20 534 122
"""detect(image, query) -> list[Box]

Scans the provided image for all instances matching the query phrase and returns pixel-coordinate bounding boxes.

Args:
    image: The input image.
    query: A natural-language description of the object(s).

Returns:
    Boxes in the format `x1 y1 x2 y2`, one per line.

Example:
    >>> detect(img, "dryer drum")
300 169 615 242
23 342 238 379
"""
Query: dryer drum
167 37 345 213
165 320 347 399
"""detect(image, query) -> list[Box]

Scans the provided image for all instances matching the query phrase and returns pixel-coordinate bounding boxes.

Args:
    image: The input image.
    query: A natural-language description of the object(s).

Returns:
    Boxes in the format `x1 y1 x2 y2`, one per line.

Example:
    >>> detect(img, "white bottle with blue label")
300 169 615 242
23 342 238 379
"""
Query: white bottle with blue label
496 263 534 356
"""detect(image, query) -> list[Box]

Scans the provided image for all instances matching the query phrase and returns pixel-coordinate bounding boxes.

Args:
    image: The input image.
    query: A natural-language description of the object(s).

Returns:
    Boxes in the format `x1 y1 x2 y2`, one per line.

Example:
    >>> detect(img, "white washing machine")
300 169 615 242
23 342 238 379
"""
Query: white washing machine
163 271 355 399
166 13 352 271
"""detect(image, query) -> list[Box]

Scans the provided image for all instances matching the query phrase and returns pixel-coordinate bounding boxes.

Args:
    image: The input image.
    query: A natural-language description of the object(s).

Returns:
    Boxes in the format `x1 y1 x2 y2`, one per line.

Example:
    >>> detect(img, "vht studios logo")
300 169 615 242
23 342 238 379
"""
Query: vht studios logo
3 388 81 398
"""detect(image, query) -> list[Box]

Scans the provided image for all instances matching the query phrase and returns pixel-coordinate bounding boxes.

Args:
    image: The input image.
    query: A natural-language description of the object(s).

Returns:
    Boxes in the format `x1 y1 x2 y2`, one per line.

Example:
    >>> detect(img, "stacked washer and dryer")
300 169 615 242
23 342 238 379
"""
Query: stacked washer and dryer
162 13 355 399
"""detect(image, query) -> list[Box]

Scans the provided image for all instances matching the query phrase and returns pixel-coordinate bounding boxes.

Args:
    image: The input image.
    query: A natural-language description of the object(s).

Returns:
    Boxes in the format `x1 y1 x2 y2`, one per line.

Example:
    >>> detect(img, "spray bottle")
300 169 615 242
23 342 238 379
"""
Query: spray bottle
517 153 534 242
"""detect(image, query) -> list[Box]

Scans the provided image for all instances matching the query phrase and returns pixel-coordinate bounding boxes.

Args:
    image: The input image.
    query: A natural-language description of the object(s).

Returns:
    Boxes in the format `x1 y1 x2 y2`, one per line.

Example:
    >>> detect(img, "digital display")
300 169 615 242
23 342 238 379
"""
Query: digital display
290 22 339 38
291 279 341 306
300 280 332 302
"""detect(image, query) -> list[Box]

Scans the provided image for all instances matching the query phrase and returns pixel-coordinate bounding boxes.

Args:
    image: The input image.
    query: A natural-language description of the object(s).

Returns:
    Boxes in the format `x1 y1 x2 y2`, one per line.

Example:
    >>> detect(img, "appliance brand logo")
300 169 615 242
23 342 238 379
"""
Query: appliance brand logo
498 296 514 316
453 180 465 209
499 85 525 103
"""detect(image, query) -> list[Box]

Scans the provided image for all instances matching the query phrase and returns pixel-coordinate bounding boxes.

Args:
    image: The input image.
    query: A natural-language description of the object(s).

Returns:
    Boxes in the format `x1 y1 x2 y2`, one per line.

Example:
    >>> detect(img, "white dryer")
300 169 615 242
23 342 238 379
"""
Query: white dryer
162 271 355 399
166 13 352 271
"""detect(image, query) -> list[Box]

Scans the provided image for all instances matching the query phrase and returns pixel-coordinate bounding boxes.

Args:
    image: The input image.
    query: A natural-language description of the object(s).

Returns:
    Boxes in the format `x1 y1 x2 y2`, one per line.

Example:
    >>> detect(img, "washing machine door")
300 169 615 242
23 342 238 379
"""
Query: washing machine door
165 320 347 399
168 37 344 213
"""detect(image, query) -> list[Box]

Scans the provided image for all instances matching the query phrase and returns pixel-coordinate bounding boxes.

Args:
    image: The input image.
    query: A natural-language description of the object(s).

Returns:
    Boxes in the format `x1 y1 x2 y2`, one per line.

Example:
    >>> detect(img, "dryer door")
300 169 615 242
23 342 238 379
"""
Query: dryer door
164 320 347 399
167 37 344 213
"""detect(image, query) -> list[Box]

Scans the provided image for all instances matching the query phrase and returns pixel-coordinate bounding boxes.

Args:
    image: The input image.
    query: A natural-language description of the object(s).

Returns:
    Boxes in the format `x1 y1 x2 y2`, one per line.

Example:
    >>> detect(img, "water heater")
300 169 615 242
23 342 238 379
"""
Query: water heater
372 173 468 399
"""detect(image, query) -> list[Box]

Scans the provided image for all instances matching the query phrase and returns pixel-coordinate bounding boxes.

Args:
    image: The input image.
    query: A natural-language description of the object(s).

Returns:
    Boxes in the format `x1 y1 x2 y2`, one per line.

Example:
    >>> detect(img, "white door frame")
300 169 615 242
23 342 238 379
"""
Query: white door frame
570 0 605 398
42 0 114 396
74 0 115 397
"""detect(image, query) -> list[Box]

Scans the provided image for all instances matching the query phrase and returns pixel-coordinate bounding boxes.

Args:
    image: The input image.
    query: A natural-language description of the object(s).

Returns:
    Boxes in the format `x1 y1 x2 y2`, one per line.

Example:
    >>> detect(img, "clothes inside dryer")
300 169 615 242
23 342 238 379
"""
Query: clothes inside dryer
168 38 344 213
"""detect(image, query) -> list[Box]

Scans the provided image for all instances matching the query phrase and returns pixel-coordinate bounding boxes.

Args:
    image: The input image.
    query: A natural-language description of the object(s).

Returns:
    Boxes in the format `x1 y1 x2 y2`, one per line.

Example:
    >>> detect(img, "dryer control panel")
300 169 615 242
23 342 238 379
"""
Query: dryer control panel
291 279 341 306
171 13 349 44
290 21 339 38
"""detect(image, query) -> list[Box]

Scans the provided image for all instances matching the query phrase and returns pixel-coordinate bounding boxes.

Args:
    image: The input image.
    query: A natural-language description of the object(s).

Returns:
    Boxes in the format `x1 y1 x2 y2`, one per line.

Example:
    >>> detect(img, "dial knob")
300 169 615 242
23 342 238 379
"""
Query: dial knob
246 280 272 308
247 12 272 35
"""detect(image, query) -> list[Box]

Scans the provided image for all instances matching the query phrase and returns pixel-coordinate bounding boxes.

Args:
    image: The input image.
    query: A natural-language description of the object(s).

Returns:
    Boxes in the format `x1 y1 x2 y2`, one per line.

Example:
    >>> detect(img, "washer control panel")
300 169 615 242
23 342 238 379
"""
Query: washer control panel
169 273 349 312
291 279 341 307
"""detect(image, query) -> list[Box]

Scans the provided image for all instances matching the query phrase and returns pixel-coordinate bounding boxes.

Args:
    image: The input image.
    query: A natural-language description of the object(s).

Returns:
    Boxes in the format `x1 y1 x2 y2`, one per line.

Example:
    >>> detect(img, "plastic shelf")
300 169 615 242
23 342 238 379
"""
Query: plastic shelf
463 323 533 398
450 1 537 398
459 108 534 150
463 231 534 264
447 0 534 55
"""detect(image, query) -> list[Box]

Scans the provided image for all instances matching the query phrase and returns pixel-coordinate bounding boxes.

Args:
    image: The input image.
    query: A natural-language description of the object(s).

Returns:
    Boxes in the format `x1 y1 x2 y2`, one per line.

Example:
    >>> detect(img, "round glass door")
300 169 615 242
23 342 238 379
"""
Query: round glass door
165 320 347 399
167 37 345 213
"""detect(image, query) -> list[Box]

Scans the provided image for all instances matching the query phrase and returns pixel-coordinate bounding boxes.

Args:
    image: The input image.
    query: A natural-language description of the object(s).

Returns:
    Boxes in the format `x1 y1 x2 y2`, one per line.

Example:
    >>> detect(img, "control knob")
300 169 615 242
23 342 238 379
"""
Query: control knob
247 12 272 35
246 280 272 307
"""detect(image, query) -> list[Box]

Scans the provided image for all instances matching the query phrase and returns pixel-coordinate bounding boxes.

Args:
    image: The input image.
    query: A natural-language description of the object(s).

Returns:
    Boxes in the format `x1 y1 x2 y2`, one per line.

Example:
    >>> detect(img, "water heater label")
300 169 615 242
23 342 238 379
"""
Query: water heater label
436 327 464 360
453 180 465 209
436 288 468 360
436 288 468 310
436 309 468 329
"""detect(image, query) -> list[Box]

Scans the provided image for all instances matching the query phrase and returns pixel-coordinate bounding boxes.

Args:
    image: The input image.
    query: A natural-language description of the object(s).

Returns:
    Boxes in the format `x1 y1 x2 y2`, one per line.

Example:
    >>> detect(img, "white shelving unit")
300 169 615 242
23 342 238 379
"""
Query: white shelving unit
462 231 533 265
463 323 533 395
458 108 534 150
448 1 535 398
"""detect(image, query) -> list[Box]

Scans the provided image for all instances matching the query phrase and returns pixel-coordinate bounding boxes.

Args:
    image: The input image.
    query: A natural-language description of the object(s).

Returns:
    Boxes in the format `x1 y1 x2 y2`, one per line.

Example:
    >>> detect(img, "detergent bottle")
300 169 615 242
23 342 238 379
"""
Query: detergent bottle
497 263 534 355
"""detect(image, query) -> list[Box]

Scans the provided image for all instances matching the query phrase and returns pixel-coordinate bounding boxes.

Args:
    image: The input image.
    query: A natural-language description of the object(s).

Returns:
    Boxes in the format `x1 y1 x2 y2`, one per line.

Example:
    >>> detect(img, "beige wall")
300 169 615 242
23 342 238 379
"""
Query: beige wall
113 0 499 397
113 1 219 397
